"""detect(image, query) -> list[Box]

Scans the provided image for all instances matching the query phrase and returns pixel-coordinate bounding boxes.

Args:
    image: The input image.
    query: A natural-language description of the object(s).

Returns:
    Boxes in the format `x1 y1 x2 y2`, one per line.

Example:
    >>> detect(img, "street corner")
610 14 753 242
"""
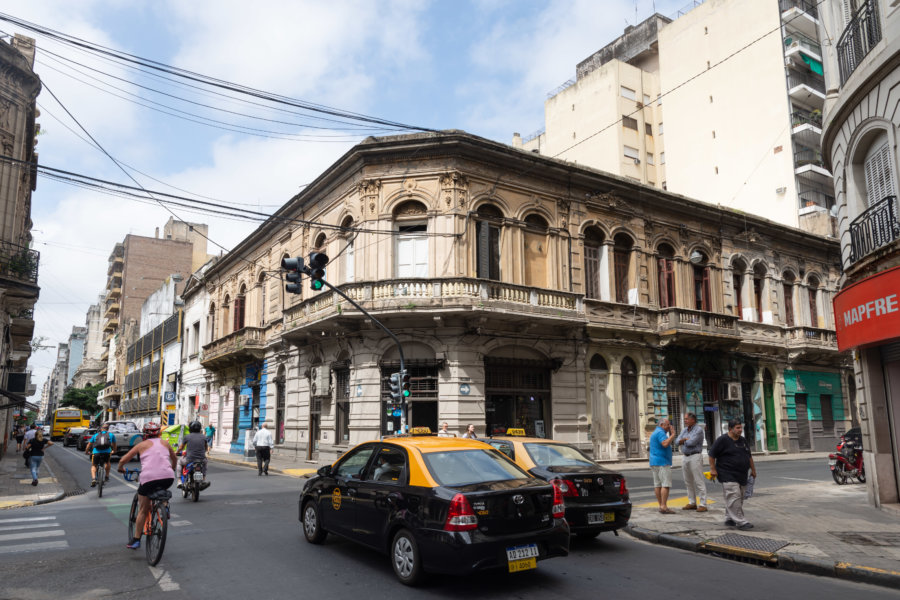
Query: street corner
835 562 900 588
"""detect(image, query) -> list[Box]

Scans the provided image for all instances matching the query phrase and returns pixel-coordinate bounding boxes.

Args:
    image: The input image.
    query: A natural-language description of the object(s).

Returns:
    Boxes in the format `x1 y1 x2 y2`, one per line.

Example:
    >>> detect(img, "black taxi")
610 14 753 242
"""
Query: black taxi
298 435 569 585
485 431 631 539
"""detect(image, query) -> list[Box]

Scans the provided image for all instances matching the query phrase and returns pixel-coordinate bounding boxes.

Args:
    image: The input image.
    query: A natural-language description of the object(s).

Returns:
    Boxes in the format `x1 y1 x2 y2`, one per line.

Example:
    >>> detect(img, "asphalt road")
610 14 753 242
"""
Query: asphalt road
0 447 895 600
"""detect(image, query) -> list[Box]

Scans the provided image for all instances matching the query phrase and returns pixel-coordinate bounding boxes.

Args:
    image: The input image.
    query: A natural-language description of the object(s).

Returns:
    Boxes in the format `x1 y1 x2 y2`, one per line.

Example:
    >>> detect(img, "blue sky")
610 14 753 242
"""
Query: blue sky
2 0 689 398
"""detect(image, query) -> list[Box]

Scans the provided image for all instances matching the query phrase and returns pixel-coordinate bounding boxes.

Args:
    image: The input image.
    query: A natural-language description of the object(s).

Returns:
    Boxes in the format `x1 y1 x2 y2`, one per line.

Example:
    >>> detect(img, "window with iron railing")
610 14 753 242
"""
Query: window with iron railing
787 69 825 94
849 195 900 263
837 0 881 85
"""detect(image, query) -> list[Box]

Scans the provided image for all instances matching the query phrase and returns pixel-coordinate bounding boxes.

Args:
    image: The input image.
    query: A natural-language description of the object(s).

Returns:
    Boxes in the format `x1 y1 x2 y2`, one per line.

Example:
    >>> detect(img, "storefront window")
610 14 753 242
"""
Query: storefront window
485 359 552 438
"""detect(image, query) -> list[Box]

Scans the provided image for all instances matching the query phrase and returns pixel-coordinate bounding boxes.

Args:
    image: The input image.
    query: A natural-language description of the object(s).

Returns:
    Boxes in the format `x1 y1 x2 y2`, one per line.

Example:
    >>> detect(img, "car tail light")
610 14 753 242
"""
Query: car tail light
444 493 478 532
551 483 566 518
551 478 579 498
616 477 628 496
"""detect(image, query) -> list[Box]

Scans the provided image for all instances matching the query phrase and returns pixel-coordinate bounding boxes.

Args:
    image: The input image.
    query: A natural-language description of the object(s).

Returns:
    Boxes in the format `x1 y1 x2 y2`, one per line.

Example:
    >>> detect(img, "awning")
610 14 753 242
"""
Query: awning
801 54 824 76
0 387 38 412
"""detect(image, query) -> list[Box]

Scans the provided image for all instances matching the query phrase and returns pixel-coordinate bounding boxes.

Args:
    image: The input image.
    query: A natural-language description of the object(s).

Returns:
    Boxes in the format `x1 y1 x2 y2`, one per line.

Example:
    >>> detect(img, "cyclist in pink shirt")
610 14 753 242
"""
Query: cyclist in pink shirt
118 422 176 549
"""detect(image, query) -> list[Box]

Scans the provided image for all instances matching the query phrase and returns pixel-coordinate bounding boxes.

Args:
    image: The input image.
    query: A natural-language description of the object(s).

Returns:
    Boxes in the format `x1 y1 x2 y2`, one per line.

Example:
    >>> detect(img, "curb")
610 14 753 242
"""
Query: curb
0 456 67 510
207 454 290 476
625 525 900 590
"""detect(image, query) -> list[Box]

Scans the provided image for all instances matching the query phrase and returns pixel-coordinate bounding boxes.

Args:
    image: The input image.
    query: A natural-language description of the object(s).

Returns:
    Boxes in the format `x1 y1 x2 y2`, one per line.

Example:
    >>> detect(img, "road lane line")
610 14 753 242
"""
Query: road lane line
0 540 68 554
0 529 65 542
0 516 56 523
149 566 181 592
775 476 822 482
0 523 61 532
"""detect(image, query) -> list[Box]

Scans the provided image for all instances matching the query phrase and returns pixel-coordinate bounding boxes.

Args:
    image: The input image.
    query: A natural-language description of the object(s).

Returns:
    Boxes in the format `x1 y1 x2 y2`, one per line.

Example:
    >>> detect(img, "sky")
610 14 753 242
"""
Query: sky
2 0 691 401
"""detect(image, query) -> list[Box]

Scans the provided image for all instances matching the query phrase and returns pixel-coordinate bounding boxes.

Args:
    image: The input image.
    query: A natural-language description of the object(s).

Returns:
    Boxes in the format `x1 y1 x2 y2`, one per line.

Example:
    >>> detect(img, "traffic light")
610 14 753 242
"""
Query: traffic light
400 370 410 398
389 372 403 402
307 252 329 291
281 256 305 294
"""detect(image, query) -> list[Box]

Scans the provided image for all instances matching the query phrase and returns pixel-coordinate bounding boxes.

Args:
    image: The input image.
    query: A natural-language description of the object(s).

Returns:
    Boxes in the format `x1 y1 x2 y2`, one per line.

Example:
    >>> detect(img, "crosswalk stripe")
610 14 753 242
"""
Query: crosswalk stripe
0 540 68 554
0 516 56 524
0 523 61 532
0 529 65 543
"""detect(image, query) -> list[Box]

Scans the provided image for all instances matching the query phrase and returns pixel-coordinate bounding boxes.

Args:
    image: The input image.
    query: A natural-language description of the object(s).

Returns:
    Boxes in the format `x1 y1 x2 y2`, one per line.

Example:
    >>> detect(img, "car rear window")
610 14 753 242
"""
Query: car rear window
422 449 530 487
524 443 595 468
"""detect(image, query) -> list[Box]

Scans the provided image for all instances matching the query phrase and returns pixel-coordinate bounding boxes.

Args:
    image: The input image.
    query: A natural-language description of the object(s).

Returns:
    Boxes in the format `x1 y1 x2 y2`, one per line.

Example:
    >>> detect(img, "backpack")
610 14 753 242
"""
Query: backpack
95 431 111 450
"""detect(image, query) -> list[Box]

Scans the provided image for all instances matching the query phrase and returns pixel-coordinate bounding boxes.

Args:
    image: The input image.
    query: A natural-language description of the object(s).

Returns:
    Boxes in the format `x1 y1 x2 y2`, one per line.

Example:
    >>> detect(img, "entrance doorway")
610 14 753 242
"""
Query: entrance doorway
740 366 756 450
795 394 812 450
621 357 640 457
763 369 778 451
485 358 552 438
380 363 439 436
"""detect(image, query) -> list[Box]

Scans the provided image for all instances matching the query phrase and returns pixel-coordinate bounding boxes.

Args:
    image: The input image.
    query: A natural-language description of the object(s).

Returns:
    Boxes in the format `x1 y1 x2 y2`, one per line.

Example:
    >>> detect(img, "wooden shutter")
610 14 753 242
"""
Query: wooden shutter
808 287 819 327
397 236 414 278
584 245 600 299
702 267 711 312
413 236 428 277
783 283 795 326
233 296 244 331
489 225 500 280
733 274 743 317
658 258 670 308
477 221 490 278
345 241 354 283
614 248 628 303
754 278 763 322
864 142 896 207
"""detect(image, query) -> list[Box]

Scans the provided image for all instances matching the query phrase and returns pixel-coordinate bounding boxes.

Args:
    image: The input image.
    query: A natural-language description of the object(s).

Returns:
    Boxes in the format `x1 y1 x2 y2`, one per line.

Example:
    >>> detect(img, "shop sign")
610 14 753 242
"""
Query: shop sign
833 266 900 351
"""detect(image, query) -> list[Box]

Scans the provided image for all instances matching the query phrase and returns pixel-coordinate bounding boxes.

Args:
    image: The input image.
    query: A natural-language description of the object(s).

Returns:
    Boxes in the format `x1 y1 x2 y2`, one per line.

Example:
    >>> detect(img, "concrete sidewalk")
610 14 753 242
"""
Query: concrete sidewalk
0 447 66 509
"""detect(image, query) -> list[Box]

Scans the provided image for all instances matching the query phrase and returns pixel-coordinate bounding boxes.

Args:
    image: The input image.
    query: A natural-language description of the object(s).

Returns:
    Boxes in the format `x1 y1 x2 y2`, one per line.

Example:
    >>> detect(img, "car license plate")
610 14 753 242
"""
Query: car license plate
587 512 615 524
508 557 537 573
828 459 836 466
506 543 539 561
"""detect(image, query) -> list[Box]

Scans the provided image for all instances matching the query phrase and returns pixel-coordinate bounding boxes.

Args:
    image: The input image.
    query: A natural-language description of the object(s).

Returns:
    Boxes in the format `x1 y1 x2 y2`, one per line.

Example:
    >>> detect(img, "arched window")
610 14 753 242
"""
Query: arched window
690 250 711 311
476 204 503 280
341 216 355 283
614 233 633 303
657 244 676 308
523 214 550 288
222 295 231 336
207 302 216 342
257 272 267 327
732 258 748 319
782 271 796 327
863 131 896 207
394 201 428 278
753 263 767 323
583 226 605 300
807 275 820 327
589 354 608 371
234 284 247 331
314 232 327 251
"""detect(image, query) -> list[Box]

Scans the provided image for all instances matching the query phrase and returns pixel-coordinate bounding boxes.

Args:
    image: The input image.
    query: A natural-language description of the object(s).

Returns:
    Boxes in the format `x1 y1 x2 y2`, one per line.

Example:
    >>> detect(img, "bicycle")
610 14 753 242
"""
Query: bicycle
124 467 171 566
92 453 110 498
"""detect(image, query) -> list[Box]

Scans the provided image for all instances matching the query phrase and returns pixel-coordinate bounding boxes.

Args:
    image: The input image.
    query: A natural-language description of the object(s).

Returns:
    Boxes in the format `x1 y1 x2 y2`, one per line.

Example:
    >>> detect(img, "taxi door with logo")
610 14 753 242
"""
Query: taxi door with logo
322 444 377 538
354 445 409 549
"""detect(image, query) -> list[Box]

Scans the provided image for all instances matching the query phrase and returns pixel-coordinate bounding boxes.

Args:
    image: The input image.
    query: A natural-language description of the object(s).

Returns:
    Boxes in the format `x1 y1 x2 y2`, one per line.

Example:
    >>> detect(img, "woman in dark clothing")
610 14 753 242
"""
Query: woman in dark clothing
24 430 54 486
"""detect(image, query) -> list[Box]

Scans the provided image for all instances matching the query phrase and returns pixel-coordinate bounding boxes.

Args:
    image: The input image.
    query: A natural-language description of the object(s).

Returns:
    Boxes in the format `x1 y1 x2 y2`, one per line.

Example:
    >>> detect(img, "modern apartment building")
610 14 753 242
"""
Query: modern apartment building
820 0 900 508
515 0 836 236
0 34 41 444
193 131 848 464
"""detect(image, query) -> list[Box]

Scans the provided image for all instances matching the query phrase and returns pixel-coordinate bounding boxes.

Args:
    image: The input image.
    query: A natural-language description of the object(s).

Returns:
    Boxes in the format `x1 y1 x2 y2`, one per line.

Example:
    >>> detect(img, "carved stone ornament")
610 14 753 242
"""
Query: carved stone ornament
358 178 382 216
440 171 469 209
0 99 13 133
395 200 427 216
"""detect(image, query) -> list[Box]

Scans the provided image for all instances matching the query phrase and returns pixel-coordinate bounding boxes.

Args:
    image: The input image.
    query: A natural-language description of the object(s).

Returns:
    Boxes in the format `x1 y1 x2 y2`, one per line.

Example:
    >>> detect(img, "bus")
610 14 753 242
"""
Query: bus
51 407 90 440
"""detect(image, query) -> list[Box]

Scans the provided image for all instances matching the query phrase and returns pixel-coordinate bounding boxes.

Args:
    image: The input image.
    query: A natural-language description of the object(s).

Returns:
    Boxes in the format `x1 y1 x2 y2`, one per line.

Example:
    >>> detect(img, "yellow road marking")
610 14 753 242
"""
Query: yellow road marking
637 496 716 508
19 478 57 485
836 562 900 576
283 468 317 477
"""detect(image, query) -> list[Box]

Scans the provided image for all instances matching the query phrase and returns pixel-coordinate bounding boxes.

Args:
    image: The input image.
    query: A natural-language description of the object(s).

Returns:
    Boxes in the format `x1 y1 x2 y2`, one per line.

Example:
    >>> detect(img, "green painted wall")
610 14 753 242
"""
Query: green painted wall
783 370 844 421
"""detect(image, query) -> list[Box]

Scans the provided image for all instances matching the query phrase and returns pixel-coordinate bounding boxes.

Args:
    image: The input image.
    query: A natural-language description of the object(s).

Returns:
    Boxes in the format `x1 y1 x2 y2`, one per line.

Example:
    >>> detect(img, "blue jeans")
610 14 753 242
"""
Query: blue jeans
29 455 43 481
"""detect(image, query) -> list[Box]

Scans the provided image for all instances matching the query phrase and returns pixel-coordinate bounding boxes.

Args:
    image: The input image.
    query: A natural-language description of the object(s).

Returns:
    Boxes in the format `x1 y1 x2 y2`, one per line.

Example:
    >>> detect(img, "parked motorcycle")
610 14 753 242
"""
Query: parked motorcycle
180 461 210 501
828 437 865 485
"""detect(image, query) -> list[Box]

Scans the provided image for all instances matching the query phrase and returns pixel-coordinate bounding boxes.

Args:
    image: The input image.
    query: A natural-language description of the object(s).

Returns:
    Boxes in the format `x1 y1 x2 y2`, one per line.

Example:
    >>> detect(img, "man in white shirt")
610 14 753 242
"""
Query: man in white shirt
252 423 274 476
437 422 455 437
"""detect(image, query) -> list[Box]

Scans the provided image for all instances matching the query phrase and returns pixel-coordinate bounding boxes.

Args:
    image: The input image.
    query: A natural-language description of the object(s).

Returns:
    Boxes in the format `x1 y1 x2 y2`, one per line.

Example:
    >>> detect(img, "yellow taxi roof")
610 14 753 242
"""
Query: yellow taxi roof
381 436 492 453
489 436 570 445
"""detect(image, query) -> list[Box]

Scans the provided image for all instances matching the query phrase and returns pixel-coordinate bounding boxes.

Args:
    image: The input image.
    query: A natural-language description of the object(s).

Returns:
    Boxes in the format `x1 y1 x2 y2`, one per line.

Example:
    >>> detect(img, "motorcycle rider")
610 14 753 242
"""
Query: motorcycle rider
176 421 209 488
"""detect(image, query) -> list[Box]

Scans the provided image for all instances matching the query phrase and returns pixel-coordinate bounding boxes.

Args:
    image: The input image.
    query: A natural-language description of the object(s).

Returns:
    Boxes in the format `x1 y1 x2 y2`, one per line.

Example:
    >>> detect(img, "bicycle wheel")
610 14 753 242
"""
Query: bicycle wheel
145 501 168 566
127 493 139 543
97 470 104 498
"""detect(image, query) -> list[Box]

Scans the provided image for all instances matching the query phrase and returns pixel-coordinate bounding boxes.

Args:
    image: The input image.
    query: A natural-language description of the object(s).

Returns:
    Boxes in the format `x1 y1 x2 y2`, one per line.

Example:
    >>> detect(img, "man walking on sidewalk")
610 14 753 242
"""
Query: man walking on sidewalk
676 412 708 512
252 423 274 476
649 418 676 514
709 418 757 530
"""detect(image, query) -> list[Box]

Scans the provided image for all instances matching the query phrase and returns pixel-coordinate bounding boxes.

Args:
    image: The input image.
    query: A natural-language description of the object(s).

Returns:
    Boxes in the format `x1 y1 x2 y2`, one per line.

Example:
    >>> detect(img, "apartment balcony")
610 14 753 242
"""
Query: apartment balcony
737 321 788 352
104 383 122 399
781 0 819 39
9 311 35 345
107 283 122 299
837 0 881 86
794 147 831 179
584 298 655 332
104 301 120 319
786 326 840 362
656 307 740 350
107 255 124 277
787 70 825 108
104 316 119 332
784 32 822 64
0 241 40 294
849 195 900 265
282 278 583 340
200 326 267 369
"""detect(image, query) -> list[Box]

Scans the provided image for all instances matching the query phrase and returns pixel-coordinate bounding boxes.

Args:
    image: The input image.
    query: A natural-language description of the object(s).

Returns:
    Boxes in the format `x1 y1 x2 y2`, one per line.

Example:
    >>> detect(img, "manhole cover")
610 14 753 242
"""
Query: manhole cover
706 533 789 554
829 532 900 546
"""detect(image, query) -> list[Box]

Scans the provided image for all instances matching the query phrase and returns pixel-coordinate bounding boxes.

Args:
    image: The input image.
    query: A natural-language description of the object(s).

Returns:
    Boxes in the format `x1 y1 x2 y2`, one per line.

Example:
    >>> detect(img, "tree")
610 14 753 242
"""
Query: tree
62 383 104 414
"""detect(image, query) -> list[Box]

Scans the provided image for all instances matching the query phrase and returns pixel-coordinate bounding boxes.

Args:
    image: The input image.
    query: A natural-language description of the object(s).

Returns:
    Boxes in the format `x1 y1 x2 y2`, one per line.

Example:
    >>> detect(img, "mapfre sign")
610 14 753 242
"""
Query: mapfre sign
833 265 900 351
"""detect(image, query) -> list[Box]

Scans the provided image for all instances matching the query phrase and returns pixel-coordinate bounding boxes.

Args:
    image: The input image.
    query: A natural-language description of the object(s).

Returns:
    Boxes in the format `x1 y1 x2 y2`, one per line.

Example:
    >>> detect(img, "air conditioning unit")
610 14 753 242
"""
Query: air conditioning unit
725 382 742 401
238 394 250 408
311 366 331 397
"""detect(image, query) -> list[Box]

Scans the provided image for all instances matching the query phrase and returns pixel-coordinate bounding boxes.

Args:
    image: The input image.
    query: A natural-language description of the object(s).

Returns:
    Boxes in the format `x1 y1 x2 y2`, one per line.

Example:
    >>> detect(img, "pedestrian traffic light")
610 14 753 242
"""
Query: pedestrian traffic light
281 256 305 294
307 252 329 291
389 372 403 402
400 370 410 398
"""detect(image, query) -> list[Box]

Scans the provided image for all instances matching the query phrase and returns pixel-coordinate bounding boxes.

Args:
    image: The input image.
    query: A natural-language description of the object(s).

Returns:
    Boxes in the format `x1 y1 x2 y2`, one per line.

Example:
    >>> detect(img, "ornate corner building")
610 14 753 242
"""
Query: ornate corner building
185 131 850 465
819 0 900 508
0 34 41 441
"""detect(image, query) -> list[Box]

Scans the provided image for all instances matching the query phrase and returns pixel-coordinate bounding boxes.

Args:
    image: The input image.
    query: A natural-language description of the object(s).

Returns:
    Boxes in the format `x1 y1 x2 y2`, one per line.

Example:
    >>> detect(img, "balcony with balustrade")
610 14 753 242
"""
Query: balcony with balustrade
837 0 882 86
656 307 740 349
787 69 826 108
0 241 40 296
781 0 819 39
786 326 840 362
200 326 267 369
848 195 900 266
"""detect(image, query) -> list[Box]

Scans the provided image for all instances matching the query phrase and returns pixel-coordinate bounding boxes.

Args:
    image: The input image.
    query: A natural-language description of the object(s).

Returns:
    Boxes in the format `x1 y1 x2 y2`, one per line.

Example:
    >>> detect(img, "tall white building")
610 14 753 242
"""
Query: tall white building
515 0 835 236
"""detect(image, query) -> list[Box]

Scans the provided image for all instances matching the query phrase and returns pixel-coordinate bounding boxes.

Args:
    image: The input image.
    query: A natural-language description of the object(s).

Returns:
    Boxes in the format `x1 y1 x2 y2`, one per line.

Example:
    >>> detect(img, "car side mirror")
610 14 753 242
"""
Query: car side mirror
317 465 332 477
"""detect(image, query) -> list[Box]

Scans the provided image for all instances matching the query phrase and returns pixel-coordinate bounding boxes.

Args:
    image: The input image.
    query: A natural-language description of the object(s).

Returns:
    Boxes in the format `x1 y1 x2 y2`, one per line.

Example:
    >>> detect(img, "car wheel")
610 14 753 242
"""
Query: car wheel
302 500 327 544
391 529 424 586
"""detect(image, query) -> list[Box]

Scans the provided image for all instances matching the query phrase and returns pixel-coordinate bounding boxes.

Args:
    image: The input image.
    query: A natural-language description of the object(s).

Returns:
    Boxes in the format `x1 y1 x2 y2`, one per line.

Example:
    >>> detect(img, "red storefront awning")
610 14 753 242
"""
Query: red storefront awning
833 265 900 351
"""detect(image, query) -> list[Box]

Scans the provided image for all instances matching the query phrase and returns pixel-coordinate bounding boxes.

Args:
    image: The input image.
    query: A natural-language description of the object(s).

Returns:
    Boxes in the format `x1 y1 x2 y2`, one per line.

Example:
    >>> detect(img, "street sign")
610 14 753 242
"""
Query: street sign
164 392 175 402
459 383 471 395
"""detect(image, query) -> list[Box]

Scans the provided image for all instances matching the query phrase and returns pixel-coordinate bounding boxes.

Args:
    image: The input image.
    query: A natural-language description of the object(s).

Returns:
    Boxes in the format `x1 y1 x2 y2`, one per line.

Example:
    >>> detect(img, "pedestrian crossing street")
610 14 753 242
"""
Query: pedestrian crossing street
0 515 68 554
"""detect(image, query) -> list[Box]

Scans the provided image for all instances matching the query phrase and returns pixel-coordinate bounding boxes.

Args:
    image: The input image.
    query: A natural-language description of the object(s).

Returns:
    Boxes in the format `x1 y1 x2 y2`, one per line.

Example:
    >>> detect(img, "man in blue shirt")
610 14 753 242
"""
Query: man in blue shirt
85 423 117 486
649 418 676 514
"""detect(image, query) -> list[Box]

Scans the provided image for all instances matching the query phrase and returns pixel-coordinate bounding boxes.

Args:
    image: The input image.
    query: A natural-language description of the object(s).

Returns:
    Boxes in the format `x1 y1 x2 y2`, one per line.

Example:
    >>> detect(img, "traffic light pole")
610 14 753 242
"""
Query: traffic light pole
314 279 408 433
